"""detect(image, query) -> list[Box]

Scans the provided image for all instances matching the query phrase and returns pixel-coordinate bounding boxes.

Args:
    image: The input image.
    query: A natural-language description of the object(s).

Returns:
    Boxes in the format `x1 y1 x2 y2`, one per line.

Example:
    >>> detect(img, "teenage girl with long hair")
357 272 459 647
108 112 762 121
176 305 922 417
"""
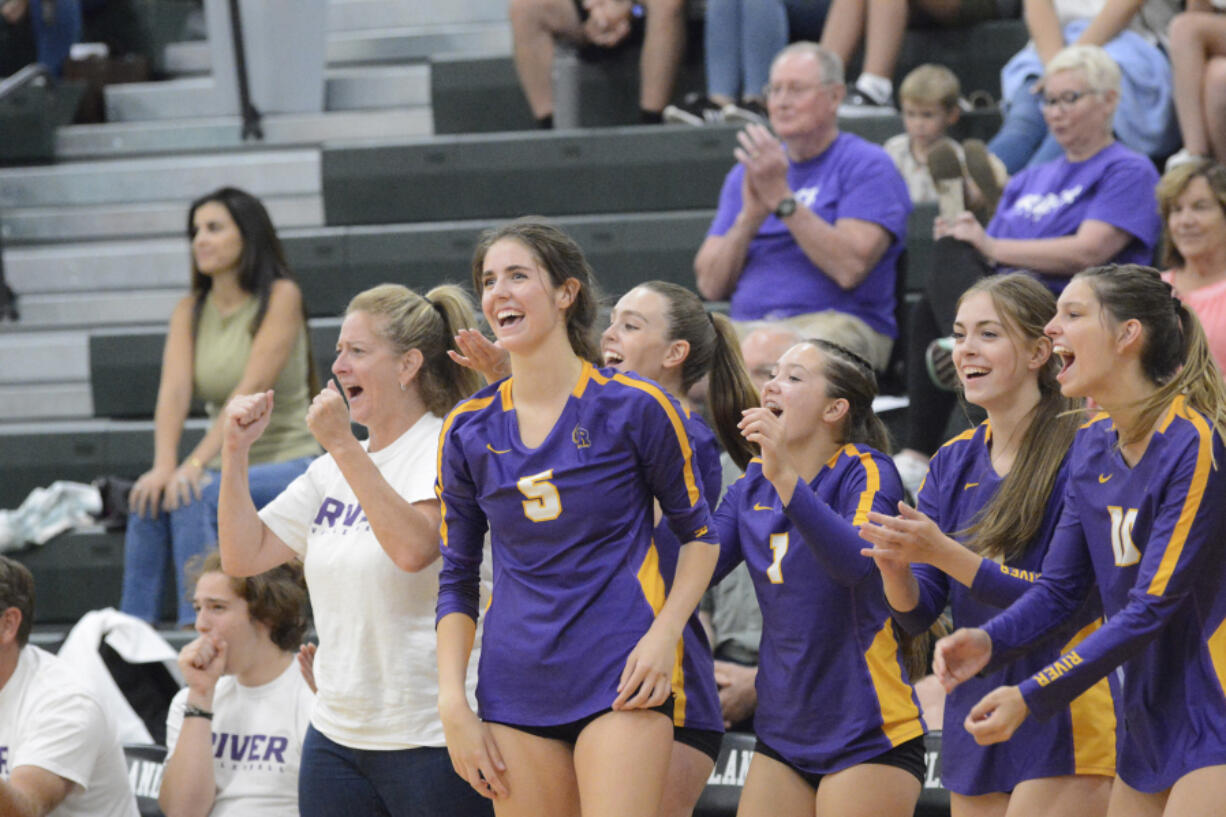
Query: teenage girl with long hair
936 264 1226 816
859 273 1116 817
713 338 926 817
435 219 721 817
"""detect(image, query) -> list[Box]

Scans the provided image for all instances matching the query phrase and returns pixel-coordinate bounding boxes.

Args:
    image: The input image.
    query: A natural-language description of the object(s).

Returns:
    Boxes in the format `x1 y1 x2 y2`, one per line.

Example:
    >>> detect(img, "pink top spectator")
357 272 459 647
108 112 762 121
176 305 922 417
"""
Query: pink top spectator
1163 270 1226 377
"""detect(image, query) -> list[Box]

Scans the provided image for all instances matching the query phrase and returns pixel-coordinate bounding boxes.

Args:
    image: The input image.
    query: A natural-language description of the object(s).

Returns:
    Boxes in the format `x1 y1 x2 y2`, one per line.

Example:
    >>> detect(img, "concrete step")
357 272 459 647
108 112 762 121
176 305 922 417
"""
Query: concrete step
0 149 320 209
0 382 93 422
57 108 431 159
5 238 188 293
11 290 185 330
0 331 88 383
326 0 509 31
1 194 324 244
164 22 511 76
104 65 429 122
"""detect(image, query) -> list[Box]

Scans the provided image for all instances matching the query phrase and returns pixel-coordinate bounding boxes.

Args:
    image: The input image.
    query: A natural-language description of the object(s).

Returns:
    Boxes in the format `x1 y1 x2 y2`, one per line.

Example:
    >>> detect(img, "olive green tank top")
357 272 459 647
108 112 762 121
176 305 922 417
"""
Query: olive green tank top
194 294 320 468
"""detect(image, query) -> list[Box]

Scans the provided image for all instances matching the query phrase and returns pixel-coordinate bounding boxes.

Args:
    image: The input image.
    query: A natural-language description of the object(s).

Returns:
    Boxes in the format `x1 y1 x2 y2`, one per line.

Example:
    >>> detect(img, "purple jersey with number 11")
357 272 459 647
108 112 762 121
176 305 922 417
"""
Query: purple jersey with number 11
984 397 1226 792
435 362 719 728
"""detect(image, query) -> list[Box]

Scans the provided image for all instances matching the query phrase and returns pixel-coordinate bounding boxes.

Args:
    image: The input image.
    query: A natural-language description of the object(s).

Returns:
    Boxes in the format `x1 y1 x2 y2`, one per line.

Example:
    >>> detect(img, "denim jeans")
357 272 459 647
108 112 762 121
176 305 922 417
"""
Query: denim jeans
119 455 313 627
299 725 493 817
704 0 829 100
30 0 81 76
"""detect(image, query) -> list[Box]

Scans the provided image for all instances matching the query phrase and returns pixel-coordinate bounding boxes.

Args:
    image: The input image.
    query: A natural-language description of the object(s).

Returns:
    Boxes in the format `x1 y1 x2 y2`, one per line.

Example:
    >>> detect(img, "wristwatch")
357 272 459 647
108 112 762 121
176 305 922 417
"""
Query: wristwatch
774 196 797 219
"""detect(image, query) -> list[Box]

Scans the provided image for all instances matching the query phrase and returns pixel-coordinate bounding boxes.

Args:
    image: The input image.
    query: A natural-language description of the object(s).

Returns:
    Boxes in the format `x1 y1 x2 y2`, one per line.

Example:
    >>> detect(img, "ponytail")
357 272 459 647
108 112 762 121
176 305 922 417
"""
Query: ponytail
707 313 759 470
425 284 485 413
807 338 890 454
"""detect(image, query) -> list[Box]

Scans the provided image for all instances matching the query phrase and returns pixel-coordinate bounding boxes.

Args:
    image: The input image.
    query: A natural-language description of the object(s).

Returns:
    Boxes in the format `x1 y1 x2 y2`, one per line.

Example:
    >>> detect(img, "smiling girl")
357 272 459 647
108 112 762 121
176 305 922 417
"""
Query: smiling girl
859 274 1115 817
935 264 1226 816
712 338 924 817
216 283 490 817
435 220 720 817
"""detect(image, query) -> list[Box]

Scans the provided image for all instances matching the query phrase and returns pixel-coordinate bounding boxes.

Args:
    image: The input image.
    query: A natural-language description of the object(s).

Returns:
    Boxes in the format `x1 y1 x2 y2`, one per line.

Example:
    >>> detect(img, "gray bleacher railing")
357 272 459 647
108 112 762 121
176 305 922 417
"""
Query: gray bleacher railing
225 0 262 141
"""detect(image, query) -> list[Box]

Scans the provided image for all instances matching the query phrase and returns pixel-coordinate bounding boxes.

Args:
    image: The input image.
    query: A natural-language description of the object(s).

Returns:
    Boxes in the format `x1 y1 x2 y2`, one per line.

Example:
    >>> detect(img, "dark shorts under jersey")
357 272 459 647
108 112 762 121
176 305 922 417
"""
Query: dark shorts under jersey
675 726 724 763
488 697 675 745
754 735 927 789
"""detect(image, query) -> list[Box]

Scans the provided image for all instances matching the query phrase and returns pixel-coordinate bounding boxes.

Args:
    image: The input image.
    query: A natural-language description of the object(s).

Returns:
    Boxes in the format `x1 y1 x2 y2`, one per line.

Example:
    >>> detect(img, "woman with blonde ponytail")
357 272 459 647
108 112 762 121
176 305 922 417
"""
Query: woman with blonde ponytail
860 273 1116 817
216 283 492 817
934 264 1226 817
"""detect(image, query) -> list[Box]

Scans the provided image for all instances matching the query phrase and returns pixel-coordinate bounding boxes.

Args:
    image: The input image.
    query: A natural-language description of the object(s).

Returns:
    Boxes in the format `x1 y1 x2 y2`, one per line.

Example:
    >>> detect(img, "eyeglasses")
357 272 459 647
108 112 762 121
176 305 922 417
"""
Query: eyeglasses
762 82 827 101
1040 89 1099 112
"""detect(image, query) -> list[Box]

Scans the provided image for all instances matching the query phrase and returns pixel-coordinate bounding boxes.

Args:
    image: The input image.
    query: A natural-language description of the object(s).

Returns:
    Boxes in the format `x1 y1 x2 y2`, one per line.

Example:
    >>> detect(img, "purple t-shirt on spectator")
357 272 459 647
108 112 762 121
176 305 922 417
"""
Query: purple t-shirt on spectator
988 141 1160 293
708 132 911 338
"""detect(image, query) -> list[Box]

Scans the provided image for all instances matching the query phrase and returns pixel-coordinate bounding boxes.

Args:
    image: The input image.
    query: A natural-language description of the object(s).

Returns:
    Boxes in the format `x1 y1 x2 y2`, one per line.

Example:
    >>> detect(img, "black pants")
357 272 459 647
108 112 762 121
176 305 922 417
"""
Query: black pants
904 237 992 454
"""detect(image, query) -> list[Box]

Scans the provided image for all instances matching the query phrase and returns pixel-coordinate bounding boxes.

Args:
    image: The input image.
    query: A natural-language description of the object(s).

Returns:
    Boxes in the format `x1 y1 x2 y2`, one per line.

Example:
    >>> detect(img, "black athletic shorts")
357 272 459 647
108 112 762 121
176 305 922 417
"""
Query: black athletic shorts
753 735 927 789
674 726 724 763
488 696 674 745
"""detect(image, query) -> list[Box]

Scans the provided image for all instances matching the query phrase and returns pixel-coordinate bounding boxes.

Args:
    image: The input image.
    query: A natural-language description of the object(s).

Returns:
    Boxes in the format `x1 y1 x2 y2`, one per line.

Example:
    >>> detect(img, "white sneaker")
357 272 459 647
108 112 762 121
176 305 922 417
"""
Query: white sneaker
894 452 929 499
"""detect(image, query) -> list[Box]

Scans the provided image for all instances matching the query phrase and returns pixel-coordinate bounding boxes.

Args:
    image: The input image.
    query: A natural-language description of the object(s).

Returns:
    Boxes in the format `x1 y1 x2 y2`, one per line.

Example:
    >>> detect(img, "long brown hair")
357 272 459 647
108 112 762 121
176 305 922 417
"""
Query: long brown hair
1077 264 1226 448
188 551 308 653
470 218 601 364
956 274 1081 563
638 282 759 469
346 283 484 417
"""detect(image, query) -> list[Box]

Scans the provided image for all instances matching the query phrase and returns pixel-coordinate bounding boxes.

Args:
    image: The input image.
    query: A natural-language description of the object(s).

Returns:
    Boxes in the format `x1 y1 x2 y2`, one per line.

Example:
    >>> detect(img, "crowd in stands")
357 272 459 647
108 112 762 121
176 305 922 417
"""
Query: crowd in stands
6 3 1226 817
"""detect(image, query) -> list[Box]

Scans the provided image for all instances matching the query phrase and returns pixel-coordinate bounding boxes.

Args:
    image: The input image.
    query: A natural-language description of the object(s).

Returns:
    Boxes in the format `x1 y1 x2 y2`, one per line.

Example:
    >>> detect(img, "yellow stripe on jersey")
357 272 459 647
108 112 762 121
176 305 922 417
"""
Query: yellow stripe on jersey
1081 411 1111 430
843 444 883 527
435 394 499 547
634 540 688 723
1148 398 1213 597
498 378 514 411
590 369 701 506
1207 617 1226 702
939 425 980 450
863 617 926 746
1063 619 1117 776
571 360 594 397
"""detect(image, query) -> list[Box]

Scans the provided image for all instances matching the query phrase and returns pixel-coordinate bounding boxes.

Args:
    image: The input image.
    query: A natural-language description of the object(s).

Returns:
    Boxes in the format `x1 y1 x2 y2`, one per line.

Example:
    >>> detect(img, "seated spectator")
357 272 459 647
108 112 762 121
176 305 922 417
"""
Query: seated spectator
664 0 831 125
1157 159 1226 376
120 187 319 628
895 44 1161 493
884 63 1008 217
159 552 313 817
0 0 81 76
819 0 1021 115
1166 1 1226 168
989 0 1179 174
509 0 684 126
694 42 910 372
0 555 139 817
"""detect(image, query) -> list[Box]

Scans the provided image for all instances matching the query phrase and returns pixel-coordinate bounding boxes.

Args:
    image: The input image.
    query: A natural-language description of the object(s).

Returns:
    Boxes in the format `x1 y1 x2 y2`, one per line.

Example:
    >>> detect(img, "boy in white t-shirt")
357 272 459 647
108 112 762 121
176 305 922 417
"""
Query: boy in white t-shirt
159 552 313 817
0 556 139 817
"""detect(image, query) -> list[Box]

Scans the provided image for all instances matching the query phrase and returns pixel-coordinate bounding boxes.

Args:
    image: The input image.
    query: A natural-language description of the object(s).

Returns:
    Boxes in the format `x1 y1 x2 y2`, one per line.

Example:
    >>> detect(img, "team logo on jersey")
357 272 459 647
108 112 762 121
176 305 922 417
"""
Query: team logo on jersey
964 482 979 491
753 503 773 512
1098 473 1113 483
486 443 511 455
572 424 592 449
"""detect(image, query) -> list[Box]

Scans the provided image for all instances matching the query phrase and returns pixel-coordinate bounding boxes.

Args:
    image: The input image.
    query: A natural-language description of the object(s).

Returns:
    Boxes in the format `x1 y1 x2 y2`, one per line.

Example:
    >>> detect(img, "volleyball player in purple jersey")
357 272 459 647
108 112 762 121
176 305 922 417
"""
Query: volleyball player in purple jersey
859 273 1115 817
435 220 721 817
713 338 925 817
450 279 759 817
936 264 1226 815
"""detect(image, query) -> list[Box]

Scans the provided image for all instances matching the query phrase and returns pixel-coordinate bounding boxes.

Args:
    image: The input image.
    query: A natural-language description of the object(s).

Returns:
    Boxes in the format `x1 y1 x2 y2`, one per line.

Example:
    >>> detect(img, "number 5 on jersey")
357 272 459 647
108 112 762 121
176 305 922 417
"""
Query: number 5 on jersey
1108 505 1140 566
519 470 562 522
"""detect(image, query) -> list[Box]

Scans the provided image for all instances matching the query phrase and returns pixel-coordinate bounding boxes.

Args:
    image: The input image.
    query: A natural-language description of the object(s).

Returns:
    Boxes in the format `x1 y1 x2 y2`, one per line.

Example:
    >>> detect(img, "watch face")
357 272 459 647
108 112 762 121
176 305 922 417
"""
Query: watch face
775 198 797 218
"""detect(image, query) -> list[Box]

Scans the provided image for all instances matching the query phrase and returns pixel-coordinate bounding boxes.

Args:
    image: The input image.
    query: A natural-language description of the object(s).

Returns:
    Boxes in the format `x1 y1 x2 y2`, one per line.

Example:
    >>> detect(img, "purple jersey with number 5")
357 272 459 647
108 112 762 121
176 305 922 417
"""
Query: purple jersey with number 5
435 362 719 726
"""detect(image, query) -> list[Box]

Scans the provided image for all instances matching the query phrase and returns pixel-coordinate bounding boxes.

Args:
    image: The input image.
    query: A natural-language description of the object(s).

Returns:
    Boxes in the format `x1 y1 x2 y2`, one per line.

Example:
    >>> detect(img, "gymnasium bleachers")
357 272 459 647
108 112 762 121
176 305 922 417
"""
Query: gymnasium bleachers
0 4 1031 810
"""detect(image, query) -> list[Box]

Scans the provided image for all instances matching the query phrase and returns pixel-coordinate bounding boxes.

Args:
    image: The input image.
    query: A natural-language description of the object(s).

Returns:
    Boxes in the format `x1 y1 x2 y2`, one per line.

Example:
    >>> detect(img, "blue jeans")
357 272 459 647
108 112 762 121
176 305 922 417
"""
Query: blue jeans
704 0 829 100
299 725 493 817
30 0 81 76
987 76 1064 174
119 455 313 627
